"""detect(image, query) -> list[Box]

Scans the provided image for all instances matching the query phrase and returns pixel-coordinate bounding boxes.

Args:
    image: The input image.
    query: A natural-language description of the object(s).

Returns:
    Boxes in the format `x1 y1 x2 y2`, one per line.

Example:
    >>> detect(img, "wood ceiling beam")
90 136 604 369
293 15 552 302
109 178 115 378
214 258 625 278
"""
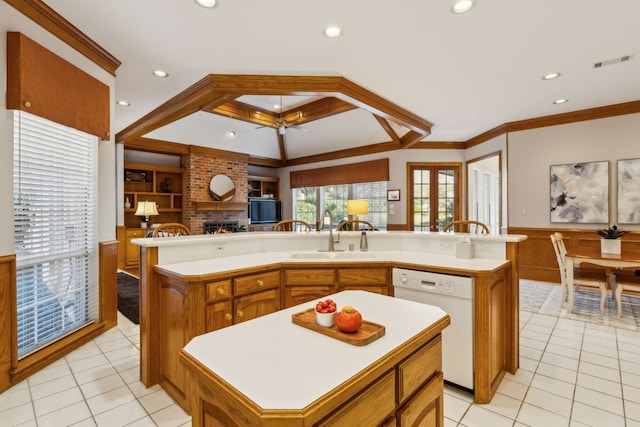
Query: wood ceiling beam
399 130 428 148
373 115 402 147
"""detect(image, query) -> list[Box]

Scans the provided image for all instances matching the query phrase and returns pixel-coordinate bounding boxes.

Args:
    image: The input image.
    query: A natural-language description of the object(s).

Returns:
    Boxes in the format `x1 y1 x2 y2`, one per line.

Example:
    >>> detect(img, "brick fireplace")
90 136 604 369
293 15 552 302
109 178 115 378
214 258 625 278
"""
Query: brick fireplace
182 147 249 234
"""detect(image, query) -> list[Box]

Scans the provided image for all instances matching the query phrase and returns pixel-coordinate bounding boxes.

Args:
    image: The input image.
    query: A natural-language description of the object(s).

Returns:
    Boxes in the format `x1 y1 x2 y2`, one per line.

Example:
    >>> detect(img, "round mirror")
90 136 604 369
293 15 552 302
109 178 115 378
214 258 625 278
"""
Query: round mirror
209 174 236 201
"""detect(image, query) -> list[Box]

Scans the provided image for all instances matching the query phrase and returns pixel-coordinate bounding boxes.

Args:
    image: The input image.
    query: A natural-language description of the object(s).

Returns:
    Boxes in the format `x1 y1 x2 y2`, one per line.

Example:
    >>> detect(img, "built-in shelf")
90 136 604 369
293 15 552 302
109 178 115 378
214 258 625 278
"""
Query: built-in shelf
193 201 249 211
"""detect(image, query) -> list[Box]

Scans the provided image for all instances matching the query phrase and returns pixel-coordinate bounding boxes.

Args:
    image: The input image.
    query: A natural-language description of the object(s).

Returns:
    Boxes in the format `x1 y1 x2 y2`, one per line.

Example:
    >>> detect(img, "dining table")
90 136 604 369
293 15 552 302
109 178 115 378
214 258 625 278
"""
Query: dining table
565 246 640 313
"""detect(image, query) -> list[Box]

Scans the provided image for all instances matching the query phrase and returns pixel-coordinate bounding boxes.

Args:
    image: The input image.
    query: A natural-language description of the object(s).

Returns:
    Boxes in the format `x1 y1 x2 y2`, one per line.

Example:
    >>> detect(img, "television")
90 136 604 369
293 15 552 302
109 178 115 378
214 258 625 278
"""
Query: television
249 199 282 224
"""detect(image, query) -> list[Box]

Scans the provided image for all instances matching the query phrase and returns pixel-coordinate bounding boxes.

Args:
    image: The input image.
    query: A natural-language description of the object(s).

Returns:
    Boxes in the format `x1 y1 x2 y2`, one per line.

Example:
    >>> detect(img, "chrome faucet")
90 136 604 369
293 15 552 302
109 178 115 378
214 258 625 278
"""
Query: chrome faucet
319 208 342 252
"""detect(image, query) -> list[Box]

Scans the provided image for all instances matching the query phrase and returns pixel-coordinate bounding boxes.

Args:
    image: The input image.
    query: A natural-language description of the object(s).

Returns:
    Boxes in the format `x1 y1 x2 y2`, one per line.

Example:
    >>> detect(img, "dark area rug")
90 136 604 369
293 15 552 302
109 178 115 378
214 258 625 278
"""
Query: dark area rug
117 272 140 324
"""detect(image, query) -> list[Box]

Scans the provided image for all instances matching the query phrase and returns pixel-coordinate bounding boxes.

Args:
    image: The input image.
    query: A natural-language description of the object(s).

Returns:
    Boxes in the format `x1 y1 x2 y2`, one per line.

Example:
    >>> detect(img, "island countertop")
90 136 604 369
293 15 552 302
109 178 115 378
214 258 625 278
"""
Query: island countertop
181 290 449 410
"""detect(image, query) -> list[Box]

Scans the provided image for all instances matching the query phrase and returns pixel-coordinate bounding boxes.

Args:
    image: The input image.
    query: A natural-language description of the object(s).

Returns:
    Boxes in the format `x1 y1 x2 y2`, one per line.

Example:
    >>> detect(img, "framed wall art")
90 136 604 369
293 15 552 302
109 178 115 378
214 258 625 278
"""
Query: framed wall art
387 189 400 201
550 161 609 223
617 158 640 224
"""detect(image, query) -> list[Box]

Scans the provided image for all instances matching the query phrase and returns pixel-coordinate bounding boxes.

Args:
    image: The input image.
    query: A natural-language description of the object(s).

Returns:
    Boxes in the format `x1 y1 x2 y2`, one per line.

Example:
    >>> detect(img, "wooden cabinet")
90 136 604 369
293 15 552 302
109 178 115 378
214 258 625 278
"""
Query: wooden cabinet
283 268 336 308
232 271 281 324
123 163 184 229
124 228 146 267
248 175 279 199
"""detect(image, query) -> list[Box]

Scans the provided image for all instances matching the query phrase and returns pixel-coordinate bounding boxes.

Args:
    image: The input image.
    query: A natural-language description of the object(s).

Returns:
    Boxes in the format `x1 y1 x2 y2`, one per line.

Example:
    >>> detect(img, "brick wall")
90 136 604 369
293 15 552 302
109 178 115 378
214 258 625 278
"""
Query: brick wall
182 152 248 234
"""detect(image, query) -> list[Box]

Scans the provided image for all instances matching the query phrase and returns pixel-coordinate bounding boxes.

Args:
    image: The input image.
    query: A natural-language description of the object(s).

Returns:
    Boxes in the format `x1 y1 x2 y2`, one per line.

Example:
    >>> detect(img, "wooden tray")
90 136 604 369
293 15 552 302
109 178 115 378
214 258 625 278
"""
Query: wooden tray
291 308 385 346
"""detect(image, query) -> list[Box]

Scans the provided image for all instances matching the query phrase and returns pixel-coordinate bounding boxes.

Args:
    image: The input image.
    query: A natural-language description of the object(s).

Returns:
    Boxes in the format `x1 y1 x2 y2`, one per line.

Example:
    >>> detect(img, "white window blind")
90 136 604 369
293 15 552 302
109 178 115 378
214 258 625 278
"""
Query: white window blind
13 110 99 358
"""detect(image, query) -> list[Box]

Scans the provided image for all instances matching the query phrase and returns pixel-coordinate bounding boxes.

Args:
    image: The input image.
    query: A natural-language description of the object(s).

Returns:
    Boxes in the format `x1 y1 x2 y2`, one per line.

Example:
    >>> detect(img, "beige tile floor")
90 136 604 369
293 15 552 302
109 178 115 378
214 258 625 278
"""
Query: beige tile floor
1 285 639 426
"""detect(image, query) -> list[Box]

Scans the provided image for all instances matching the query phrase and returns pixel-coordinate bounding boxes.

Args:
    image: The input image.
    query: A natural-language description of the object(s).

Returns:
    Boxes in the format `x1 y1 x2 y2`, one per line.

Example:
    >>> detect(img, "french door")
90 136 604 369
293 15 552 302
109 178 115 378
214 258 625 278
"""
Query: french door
407 163 461 232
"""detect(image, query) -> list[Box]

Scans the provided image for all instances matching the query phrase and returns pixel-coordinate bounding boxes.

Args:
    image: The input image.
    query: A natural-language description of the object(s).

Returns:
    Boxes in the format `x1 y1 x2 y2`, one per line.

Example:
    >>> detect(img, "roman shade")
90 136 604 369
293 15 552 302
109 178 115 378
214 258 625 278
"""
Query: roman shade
290 158 389 188
6 32 110 139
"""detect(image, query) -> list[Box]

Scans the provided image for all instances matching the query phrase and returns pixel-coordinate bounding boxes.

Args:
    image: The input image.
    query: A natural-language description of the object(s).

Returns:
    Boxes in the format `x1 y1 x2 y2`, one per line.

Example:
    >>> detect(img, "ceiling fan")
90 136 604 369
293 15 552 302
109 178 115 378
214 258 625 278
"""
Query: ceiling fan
256 96 306 135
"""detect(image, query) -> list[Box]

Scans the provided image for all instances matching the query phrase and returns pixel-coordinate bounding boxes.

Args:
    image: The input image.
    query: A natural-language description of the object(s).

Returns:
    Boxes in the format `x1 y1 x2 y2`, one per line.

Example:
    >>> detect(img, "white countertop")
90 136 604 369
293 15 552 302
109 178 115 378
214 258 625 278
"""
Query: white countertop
156 249 509 277
182 290 448 410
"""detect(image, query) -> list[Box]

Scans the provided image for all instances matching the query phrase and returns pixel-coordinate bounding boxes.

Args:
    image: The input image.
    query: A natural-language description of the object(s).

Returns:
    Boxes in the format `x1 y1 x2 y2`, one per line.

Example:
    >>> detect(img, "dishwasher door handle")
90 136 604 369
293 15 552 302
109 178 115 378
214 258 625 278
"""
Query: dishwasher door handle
420 280 436 290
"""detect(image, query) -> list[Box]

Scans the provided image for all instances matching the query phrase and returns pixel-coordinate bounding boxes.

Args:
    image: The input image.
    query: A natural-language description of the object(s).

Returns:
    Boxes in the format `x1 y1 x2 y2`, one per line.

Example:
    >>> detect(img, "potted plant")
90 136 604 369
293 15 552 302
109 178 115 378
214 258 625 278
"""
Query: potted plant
595 224 627 254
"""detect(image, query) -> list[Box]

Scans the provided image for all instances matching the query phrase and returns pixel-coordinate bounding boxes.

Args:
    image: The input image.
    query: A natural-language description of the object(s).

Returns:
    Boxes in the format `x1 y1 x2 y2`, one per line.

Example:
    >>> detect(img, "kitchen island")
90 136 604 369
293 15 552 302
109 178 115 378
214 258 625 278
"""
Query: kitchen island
181 290 450 427
135 231 525 409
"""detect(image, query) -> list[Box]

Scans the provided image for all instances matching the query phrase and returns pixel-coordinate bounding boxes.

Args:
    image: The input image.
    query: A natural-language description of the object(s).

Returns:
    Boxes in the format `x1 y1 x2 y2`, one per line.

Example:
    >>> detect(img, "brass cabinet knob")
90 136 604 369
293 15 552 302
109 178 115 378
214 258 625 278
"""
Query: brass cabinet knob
224 313 232 321
256 279 264 287
236 310 244 318
216 287 225 295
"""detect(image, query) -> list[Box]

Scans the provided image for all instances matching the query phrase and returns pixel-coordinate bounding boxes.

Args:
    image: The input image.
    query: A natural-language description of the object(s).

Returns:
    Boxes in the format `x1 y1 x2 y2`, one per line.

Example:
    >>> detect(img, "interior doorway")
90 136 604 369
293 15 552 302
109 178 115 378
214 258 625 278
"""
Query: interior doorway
466 152 501 234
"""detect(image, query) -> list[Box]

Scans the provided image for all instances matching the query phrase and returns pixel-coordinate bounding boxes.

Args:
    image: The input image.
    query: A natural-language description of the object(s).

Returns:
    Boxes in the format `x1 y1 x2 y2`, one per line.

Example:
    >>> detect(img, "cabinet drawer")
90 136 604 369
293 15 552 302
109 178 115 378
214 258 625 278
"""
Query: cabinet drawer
337 268 387 285
284 269 335 285
234 270 280 296
317 370 395 427
206 280 232 302
397 372 443 427
398 335 442 404
126 229 146 238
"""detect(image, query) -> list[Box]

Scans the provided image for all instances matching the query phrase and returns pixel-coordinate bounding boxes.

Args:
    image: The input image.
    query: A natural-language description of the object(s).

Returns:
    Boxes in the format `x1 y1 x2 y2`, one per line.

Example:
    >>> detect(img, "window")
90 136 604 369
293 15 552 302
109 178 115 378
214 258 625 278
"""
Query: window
13 111 99 358
293 182 387 230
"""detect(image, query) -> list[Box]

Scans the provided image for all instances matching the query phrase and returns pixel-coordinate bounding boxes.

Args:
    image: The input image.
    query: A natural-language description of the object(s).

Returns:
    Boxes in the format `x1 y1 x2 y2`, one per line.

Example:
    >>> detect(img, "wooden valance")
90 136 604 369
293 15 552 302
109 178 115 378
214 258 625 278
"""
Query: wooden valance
290 158 389 188
6 32 110 140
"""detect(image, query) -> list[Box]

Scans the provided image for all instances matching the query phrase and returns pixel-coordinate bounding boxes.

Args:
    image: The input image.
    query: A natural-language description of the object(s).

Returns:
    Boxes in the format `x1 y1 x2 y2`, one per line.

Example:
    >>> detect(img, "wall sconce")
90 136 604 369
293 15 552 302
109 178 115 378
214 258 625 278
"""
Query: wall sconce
346 199 369 221
135 200 159 228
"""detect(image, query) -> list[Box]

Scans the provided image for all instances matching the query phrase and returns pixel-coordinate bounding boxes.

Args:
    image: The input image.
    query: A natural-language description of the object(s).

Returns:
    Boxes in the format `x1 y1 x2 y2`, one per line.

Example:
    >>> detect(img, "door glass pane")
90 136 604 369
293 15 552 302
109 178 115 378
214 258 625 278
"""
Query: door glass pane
413 169 430 231
438 169 455 228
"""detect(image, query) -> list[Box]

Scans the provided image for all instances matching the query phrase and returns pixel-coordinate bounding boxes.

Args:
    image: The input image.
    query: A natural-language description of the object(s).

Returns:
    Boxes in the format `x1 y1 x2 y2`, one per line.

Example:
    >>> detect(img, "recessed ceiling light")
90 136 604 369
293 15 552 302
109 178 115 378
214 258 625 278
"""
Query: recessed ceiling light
543 72 561 80
227 131 236 137
324 26 341 38
553 99 569 104
152 69 169 78
195 0 217 8
451 0 475 14
116 100 130 106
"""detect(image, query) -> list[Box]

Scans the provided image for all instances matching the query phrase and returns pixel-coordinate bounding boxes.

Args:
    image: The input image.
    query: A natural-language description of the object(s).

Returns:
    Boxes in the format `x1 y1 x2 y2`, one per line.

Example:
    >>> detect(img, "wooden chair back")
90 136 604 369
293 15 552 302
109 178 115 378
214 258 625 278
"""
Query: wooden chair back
442 220 489 234
272 220 311 232
337 220 375 231
550 232 608 314
152 223 191 237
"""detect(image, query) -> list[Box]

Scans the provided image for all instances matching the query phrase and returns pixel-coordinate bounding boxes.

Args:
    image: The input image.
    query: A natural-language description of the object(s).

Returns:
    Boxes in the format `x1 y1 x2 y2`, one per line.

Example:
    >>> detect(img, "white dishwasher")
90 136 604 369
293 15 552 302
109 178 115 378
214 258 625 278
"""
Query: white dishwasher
392 267 474 391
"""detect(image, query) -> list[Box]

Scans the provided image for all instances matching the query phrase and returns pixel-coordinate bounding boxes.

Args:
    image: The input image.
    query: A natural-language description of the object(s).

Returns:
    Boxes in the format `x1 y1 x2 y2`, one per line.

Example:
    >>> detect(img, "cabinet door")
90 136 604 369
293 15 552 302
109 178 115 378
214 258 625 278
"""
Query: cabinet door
284 285 334 308
396 372 444 427
206 300 233 332
234 288 280 324
125 229 145 267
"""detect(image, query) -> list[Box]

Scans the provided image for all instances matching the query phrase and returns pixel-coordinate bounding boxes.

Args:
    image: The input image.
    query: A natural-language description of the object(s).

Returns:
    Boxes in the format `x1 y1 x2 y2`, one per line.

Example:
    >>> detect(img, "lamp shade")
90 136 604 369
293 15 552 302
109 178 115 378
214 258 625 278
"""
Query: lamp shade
135 200 159 220
347 200 368 216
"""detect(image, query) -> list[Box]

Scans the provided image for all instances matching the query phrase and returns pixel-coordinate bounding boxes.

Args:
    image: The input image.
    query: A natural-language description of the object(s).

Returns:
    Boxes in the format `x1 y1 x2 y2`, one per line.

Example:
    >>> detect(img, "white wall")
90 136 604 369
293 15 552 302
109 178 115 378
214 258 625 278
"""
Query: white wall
508 113 640 230
0 4 117 256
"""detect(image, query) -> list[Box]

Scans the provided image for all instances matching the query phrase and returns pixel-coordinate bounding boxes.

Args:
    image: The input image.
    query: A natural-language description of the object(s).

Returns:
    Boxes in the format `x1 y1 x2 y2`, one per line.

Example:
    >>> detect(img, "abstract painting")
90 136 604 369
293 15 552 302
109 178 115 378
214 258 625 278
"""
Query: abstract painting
550 161 609 223
618 158 640 224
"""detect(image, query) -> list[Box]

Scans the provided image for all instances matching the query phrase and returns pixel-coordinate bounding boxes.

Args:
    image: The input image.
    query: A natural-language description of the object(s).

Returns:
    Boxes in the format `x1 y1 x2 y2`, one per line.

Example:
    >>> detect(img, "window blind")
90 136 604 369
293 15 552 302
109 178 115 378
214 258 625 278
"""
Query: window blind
13 110 99 358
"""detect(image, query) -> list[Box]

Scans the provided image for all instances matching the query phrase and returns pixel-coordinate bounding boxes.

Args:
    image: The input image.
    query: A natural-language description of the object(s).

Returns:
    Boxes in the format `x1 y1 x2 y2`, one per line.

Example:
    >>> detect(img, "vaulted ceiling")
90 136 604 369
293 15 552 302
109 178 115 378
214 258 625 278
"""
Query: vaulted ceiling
7 0 640 166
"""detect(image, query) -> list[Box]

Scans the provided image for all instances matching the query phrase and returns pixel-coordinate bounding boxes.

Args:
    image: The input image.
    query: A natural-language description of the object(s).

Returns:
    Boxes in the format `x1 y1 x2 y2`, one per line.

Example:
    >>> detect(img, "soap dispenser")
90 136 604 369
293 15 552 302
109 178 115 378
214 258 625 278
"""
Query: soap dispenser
360 231 368 251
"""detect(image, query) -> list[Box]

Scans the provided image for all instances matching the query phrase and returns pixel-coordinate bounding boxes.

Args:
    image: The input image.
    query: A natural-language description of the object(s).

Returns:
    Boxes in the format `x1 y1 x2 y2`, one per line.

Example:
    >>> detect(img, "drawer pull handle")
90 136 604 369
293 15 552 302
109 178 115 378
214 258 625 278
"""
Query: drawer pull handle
224 313 232 321
216 287 225 295
236 310 244 318
256 279 264 287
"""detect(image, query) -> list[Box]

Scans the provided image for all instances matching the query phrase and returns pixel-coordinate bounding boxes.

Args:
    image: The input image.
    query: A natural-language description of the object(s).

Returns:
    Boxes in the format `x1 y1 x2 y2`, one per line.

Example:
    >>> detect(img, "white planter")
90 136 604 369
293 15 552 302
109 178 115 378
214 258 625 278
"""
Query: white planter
601 238 621 255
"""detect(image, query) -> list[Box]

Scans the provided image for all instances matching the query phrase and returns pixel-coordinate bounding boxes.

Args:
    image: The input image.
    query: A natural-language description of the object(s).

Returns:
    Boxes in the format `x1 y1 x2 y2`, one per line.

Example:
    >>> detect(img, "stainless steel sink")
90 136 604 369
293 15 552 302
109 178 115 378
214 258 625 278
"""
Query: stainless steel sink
289 252 376 260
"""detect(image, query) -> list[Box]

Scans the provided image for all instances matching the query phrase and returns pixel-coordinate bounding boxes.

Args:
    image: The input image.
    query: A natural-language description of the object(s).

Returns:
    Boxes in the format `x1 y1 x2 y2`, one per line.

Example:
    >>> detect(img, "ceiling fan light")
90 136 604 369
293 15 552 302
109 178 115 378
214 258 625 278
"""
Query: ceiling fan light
278 126 286 135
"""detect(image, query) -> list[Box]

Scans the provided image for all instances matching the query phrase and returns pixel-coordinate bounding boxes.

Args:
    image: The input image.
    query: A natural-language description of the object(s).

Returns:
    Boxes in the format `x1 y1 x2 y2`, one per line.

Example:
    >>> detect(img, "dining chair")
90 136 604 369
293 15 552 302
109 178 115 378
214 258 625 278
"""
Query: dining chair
337 219 375 231
152 223 191 237
611 270 640 318
442 220 489 234
550 232 609 314
272 220 311 232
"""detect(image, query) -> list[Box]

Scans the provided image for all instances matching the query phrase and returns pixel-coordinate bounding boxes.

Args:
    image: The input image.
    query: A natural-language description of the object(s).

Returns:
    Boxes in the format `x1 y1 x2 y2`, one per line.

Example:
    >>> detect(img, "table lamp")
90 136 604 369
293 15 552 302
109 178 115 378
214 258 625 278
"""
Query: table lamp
135 200 159 228
347 200 368 222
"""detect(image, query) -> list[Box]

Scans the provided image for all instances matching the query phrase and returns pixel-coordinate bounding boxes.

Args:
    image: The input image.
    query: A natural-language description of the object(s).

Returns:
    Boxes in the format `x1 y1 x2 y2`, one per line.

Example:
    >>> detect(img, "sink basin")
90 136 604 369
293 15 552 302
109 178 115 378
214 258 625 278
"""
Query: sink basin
289 252 376 260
